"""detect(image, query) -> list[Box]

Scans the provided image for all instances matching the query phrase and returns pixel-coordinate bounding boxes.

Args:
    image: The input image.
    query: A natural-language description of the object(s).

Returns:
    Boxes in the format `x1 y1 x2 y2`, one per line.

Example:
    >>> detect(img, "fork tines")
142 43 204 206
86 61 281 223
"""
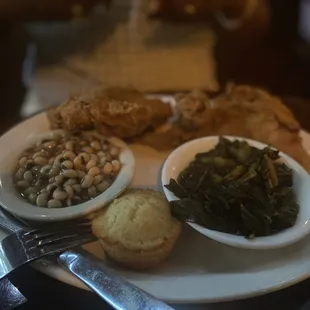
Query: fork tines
21 219 96 255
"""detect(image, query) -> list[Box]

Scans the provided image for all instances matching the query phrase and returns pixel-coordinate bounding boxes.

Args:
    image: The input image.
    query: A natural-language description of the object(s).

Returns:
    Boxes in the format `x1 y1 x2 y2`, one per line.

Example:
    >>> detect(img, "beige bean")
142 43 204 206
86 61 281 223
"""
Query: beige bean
48 199 62 208
88 185 97 197
33 151 45 158
72 184 82 193
62 151 76 161
102 162 112 175
74 153 89 169
49 177 55 184
24 187 37 196
111 160 121 173
36 193 48 207
34 156 48 166
109 146 119 157
88 166 101 177
53 155 62 165
79 140 87 146
93 175 103 185
96 180 110 192
99 156 107 165
23 171 34 183
64 178 77 187
86 159 96 171
90 141 101 151
61 169 78 178
55 175 64 185
65 141 75 150
46 183 58 193
102 143 109 151
16 180 29 188
90 154 98 162
81 175 94 188
97 151 105 158
40 165 52 174
19 157 28 167
61 160 73 170
49 166 60 176
64 186 74 199
15 168 26 180
82 146 95 154
28 193 37 204
53 188 67 200
77 170 86 179
81 152 91 162
73 157 83 170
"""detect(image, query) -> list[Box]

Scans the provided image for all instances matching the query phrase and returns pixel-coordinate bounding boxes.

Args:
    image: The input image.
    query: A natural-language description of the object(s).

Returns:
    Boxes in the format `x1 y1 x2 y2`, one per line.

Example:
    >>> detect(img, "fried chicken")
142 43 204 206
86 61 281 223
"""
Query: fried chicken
47 87 172 139
136 84 310 172
47 84 310 172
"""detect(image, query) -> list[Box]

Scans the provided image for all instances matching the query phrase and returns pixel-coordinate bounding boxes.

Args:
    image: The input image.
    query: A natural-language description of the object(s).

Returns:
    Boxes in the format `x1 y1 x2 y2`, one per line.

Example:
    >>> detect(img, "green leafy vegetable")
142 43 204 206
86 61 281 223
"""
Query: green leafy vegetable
166 137 299 239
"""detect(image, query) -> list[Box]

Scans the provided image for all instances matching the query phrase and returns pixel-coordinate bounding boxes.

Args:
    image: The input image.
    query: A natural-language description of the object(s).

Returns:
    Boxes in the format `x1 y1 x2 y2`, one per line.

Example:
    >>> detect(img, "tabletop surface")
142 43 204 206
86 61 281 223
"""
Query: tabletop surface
2 3 310 309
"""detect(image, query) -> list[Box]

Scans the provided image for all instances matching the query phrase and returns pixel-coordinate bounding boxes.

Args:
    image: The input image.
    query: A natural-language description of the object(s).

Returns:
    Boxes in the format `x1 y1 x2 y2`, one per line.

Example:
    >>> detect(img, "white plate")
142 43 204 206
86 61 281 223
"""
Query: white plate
2 112 310 304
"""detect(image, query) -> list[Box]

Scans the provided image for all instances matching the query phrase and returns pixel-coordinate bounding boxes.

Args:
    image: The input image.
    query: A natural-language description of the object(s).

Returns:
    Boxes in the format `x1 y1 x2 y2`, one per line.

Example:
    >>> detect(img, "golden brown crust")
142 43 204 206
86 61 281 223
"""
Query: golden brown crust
135 84 310 173
47 83 310 173
47 87 172 139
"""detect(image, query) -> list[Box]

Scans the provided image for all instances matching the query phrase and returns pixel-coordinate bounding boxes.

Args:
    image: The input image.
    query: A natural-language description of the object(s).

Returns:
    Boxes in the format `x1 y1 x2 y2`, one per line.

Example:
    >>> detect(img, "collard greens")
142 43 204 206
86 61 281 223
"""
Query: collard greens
166 137 299 239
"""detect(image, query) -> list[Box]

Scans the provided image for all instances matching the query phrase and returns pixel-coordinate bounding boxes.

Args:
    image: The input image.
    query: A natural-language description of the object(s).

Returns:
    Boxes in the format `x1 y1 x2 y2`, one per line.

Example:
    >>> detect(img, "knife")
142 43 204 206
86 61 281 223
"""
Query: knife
0 208 174 310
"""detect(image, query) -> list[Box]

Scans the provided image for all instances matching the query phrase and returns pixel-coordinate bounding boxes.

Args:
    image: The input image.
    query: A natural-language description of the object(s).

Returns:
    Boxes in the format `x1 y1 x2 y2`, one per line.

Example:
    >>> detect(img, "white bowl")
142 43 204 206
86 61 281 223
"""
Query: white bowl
162 136 310 250
0 131 135 222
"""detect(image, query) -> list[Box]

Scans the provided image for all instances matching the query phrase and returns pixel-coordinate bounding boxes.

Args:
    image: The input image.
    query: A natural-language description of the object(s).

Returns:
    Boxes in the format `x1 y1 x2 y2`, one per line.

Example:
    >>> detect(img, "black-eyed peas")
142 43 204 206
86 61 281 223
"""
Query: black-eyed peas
48 199 62 208
81 175 94 188
13 131 121 208
86 159 96 170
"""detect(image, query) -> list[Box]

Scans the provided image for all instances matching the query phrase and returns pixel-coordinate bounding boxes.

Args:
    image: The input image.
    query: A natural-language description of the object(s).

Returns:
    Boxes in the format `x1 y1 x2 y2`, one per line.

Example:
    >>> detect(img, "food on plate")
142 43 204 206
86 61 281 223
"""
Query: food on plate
137 84 310 173
46 84 310 173
165 137 299 239
47 87 172 139
13 131 121 208
92 189 182 270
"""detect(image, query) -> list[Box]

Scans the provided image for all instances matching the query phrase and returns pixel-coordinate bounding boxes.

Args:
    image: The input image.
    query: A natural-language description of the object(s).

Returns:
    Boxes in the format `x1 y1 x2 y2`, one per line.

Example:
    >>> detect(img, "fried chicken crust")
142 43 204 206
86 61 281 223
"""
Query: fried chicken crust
136 84 310 172
47 87 172 139
47 84 310 172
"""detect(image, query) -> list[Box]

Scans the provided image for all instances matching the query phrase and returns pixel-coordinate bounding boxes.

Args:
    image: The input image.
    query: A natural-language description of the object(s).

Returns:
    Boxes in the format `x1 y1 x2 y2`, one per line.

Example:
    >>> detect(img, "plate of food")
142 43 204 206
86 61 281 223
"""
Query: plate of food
1 84 310 304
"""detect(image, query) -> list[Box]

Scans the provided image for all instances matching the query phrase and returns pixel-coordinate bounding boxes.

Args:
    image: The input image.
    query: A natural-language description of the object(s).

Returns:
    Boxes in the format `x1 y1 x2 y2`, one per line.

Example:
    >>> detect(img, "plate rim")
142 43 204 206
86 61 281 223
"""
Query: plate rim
2 111 310 304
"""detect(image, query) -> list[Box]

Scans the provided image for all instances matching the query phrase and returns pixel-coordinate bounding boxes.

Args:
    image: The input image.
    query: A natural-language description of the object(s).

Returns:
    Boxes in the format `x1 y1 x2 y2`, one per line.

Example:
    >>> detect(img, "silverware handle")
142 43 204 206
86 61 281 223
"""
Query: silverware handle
58 249 174 310
0 207 24 233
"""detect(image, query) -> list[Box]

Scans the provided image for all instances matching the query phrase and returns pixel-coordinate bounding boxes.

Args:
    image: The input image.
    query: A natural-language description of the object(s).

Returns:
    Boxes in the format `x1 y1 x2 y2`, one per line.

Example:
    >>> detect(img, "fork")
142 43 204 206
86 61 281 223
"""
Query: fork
0 218 96 280
0 208 174 309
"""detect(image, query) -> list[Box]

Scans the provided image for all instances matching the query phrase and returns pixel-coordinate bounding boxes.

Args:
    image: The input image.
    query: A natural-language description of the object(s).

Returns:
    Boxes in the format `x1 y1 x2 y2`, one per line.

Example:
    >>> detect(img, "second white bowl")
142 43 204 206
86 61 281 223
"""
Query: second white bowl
0 131 135 222
162 136 310 250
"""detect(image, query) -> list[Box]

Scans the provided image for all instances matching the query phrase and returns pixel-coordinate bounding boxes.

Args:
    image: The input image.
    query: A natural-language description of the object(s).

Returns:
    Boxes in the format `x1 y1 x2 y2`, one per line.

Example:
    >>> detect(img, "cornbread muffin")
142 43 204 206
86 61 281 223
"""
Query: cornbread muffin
92 189 182 270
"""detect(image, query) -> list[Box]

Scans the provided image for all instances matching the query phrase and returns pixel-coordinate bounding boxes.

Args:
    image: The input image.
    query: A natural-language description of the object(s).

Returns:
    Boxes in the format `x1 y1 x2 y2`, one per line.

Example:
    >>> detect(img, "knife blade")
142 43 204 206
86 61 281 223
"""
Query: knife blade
0 208 174 309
